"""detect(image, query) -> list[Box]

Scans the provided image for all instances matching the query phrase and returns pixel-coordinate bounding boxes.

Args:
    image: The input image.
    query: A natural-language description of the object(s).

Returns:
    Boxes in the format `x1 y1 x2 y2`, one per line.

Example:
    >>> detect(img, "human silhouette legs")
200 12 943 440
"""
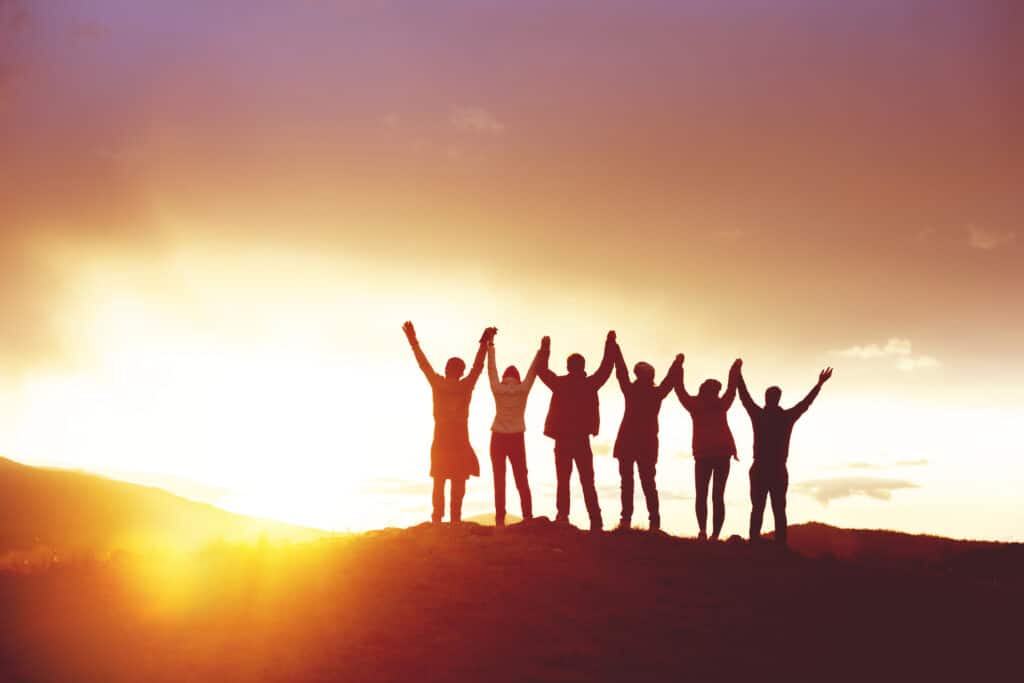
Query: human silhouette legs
554 436 601 529
508 444 533 520
695 458 730 539
749 466 769 541
637 459 659 530
490 434 509 526
573 448 603 531
431 477 445 523
769 469 789 545
491 433 531 525
618 458 635 527
450 477 466 523
431 477 465 523
554 440 574 522
694 460 712 538
710 459 730 539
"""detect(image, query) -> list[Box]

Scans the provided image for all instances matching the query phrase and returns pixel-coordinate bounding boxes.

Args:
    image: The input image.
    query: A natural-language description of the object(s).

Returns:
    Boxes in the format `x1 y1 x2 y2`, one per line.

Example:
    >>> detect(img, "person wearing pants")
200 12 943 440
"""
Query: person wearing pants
486 333 543 527
537 331 617 532
611 341 683 531
736 362 832 545
403 321 494 524
674 357 742 540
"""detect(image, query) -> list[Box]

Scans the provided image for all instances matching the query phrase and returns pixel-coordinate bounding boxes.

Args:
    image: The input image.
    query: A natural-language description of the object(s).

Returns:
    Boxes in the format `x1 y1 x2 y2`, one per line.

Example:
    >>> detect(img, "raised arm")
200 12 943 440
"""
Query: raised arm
735 362 760 415
403 321 438 383
486 343 500 393
536 336 557 388
588 330 617 389
720 359 741 410
673 359 696 410
789 367 832 418
463 327 495 389
613 341 629 393
521 344 542 393
656 354 684 400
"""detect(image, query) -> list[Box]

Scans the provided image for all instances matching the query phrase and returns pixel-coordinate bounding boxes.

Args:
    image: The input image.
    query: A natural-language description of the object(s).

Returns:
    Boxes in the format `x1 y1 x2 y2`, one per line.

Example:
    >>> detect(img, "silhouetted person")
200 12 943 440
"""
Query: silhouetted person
737 362 832 546
675 358 742 540
537 331 617 531
403 321 495 524
611 343 683 531
486 333 544 527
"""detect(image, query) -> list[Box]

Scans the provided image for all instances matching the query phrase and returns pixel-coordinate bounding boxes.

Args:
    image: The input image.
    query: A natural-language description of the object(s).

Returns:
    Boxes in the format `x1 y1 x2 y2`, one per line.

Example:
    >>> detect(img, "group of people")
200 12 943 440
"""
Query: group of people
402 322 832 545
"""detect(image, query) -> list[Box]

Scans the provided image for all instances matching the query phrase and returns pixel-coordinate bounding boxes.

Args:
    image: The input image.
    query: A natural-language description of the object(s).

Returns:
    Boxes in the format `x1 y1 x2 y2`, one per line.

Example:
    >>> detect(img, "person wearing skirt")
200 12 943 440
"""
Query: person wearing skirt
403 321 494 524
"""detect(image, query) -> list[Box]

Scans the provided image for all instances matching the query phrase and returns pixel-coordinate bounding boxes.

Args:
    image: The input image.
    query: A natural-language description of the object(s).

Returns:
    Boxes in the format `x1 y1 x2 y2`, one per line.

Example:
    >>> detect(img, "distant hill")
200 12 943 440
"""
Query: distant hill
0 457 325 554
782 521 1005 565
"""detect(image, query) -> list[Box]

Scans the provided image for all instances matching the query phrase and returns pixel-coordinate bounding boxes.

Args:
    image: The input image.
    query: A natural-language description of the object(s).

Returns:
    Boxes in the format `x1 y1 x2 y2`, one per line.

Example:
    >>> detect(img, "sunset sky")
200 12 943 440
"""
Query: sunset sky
1 1 1021 540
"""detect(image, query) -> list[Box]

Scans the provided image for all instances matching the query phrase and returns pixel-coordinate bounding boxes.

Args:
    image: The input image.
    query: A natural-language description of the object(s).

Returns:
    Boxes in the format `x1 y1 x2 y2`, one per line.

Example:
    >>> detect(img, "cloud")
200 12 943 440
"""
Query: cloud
837 338 911 359
833 338 940 372
847 459 928 470
795 477 917 505
449 105 505 133
967 225 1015 250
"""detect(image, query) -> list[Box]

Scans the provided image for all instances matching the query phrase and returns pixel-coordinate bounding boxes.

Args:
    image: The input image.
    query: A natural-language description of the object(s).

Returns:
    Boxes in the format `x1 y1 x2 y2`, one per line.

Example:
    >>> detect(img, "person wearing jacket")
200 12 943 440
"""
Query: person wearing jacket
537 331 617 532
737 361 832 545
675 357 742 540
403 321 495 524
486 332 544 527
611 343 683 531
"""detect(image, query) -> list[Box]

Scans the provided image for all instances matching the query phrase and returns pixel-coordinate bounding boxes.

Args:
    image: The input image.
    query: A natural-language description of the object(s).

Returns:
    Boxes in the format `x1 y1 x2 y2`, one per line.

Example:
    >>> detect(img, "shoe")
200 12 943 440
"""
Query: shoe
554 515 570 525
697 531 708 541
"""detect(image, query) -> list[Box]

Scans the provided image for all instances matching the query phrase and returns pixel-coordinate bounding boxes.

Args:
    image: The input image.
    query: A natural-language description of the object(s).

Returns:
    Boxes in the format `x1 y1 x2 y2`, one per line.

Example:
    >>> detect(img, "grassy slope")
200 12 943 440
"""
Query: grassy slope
0 457 324 553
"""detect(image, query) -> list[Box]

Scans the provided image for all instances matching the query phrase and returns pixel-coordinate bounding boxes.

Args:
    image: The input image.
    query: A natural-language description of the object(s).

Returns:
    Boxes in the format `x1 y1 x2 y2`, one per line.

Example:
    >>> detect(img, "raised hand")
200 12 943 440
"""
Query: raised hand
606 330 616 344
402 321 417 342
675 353 685 365
480 326 498 344
729 358 742 377
540 335 551 350
818 367 833 385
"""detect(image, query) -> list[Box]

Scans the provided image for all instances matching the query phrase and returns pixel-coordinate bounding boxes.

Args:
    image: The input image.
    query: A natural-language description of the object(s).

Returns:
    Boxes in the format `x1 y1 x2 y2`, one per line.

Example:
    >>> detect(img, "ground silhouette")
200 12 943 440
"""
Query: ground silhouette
0 460 1020 682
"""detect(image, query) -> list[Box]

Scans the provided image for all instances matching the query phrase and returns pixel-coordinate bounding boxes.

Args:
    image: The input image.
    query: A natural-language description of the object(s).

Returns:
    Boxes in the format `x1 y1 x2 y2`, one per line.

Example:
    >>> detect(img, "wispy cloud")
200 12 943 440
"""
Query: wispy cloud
795 477 917 505
967 225 1015 251
450 105 505 134
833 338 939 373
847 459 928 470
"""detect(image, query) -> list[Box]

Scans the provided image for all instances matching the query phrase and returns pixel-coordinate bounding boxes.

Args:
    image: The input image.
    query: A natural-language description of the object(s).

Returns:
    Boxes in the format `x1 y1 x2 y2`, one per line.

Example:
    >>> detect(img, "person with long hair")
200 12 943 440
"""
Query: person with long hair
674 357 742 540
486 332 544 527
402 321 495 524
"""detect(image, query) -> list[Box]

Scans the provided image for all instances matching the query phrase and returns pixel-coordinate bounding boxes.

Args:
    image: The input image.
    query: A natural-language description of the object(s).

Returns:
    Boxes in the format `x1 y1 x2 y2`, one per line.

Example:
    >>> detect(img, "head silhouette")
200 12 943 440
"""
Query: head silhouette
566 353 586 375
699 379 721 399
444 357 466 379
633 362 655 385
765 386 782 407
502 365 521 384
